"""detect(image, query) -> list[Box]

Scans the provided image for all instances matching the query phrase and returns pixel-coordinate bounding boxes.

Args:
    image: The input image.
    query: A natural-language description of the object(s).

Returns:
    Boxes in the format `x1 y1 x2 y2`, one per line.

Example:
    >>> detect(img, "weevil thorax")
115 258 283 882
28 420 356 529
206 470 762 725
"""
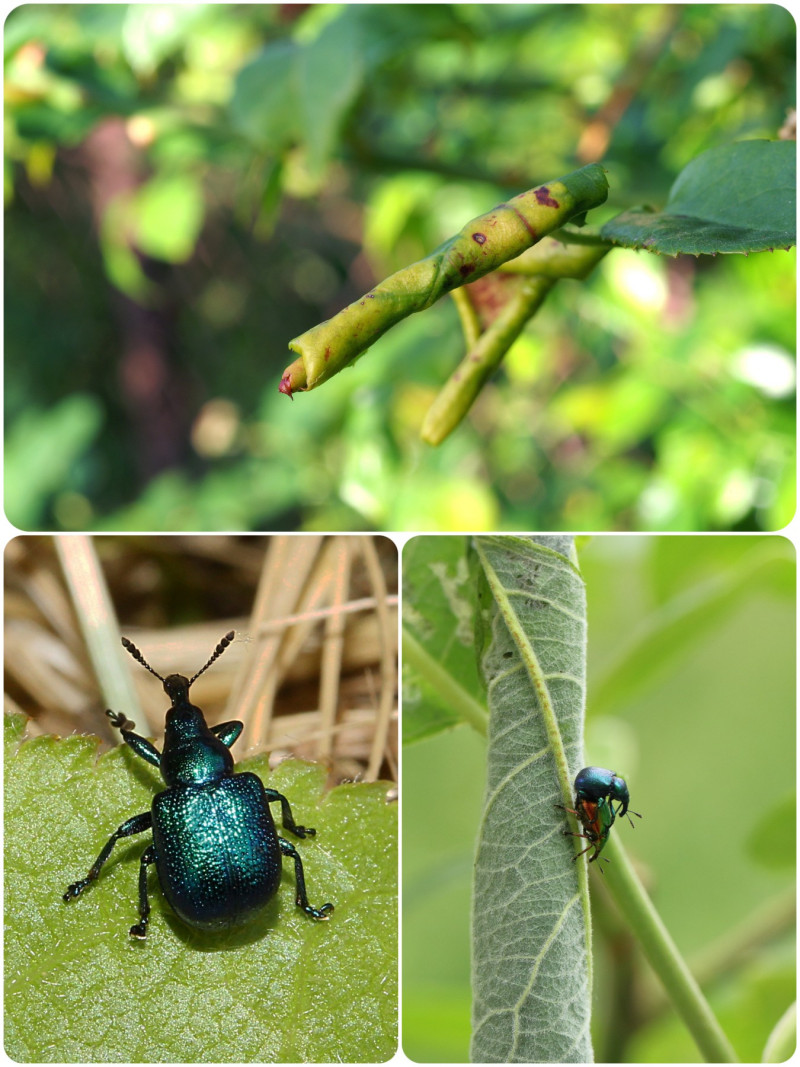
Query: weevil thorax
160 673 234 788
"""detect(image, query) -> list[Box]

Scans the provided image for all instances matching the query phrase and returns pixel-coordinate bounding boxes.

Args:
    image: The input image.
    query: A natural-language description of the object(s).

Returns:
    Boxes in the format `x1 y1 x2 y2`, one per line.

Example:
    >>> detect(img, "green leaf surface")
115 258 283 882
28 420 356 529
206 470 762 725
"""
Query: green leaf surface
402 536 486 743
5 714 397 1063
122 5 207 76
470 536 592 1063
298 14 364 178
231 40 301 150
133 174 205 264
4 394 103 530
601 141 796 255
230 17 363 177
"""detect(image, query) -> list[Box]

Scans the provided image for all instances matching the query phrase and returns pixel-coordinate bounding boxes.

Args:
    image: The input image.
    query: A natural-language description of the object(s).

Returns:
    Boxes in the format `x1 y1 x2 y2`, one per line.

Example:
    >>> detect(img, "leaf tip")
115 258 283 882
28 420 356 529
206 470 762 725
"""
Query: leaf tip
279 355 308 398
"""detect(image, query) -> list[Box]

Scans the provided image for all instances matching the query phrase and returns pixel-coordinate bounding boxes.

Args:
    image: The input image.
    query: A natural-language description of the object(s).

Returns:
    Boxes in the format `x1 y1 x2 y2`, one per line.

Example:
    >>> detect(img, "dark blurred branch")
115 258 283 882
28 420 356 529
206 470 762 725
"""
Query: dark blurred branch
79 119 189 479
576 6 683 162
345 128 531 192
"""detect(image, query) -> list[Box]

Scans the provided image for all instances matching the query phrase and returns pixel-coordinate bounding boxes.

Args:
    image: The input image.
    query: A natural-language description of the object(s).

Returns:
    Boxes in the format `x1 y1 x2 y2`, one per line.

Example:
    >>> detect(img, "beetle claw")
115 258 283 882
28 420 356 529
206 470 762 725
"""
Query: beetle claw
307 902 334 919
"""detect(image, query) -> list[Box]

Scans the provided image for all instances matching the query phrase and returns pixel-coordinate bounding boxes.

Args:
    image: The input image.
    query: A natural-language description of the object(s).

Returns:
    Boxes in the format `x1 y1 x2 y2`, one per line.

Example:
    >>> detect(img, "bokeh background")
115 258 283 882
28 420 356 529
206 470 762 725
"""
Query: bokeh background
5 533 398 781
402 534 795 1062
5 4 796 532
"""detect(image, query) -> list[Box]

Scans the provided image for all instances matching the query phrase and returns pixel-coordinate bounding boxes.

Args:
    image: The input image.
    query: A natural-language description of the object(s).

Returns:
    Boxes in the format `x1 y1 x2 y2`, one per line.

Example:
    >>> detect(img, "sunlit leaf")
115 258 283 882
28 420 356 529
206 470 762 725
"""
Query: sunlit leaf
602 141 796 256
5 714 397 1062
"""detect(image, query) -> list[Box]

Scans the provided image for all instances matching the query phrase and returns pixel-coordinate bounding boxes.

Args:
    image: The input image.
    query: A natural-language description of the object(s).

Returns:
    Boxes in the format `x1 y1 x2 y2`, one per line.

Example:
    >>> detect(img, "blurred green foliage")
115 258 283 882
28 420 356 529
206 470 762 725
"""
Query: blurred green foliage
4 4 795 531
402 534 795 1062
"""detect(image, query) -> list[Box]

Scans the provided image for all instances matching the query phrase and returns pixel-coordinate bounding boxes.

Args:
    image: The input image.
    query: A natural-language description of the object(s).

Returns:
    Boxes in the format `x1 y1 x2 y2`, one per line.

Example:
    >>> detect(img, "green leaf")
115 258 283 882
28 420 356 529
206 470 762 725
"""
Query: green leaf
133 173 205 264
230 41 300 150
470 536 593 1063
5 714 397 1062
122 5 207 77
4 394 103 530
402 536 486 743
298 14 364 178
601 141 796 256
231 15 363 180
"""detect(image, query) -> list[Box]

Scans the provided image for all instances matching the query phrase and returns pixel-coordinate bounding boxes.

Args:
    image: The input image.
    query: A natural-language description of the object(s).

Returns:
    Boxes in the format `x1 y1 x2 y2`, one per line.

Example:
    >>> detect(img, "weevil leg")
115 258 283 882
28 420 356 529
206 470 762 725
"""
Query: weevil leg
562 831 595 858
265 788 316 839
63 812 153 901
210 720 243 748
106 710 162 768
278 837 333 920
129 843 158 940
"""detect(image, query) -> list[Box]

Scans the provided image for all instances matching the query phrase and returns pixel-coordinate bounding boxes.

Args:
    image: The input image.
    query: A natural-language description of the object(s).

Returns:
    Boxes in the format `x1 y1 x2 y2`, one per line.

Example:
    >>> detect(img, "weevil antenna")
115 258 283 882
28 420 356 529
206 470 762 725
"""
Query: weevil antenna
189 630 235 686
121 636 165 682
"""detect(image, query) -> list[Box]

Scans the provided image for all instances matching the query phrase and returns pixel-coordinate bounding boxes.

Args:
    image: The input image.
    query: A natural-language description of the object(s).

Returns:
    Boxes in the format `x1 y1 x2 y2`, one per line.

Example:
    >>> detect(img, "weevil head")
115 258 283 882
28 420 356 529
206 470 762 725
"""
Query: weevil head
607 774 630 817
163 673 191 706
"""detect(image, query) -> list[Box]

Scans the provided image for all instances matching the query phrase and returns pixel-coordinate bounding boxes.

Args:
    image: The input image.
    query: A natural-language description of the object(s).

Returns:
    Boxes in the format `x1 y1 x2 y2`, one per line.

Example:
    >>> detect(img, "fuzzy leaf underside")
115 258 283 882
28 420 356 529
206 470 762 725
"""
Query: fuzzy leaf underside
5 714 397 1063
282 164 609 394
601 140 796 255
470 536 592 1063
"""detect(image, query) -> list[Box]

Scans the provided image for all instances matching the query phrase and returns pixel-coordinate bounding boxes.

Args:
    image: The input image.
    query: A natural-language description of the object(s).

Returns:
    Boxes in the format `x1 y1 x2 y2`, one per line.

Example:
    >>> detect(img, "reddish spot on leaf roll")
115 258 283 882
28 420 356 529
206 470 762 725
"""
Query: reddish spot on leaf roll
460 263 475 277
510 205 537 238
534 186 559 208
279 374 294 400
472 232 487 245
324 346 331 361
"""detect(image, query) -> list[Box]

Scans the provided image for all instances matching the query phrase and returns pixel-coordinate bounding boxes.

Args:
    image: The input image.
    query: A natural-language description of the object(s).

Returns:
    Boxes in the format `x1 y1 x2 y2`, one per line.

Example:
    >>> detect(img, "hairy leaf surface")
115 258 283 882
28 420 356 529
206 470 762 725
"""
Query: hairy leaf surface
471 536 592 1063
402 535 485 743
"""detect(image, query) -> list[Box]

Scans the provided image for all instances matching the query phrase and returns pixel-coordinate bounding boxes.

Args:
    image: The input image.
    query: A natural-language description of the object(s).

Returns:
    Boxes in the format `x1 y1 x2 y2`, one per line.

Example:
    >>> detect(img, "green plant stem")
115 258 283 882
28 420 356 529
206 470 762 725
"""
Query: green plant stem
604 837 739 1062
450 286 481 346
421 276 553 445
402 628 488 735
498 234 610 275
637 887 796 1023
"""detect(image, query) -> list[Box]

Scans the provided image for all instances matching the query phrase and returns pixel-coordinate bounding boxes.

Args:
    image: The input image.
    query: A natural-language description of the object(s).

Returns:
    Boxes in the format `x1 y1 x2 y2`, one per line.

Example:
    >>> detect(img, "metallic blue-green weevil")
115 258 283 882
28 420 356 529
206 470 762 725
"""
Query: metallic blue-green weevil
574 766 642 828
555 767 642 870
63 631 333 939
